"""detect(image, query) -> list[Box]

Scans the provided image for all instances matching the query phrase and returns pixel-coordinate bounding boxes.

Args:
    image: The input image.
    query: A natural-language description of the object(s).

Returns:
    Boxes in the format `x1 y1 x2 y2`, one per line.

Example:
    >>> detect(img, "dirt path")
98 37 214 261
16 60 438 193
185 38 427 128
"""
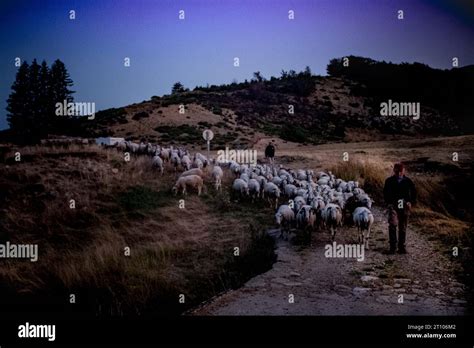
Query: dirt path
190 207 467 315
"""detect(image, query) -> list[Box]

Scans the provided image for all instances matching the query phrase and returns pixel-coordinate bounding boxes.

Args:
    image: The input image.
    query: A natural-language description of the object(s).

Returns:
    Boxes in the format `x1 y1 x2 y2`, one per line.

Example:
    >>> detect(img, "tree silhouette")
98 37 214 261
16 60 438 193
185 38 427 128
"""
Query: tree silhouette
6 61 30 137
172 82 185 94
50 59 75 134
253 71 264 82
6 59 75 143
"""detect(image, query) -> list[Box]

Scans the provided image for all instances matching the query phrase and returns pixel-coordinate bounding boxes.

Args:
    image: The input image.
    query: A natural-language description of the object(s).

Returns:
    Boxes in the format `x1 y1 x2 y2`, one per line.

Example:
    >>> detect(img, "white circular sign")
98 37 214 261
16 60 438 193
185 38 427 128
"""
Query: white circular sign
202 129 214 141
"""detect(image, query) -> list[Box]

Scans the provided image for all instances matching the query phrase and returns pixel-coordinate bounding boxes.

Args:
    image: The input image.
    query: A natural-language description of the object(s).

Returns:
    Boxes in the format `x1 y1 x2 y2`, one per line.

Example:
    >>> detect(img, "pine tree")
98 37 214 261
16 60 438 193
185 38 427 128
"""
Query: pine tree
172 82 185 94
28 59 45 140
38 60 53 133
6 61 32 138
50 59 74 105
6 58 75 142
49 59 75 134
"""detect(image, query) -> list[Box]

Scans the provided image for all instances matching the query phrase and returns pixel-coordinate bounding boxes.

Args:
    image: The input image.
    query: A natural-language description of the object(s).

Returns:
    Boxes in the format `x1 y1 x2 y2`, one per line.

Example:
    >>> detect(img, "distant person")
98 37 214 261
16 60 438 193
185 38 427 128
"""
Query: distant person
265 141 275 164
383 163 417 254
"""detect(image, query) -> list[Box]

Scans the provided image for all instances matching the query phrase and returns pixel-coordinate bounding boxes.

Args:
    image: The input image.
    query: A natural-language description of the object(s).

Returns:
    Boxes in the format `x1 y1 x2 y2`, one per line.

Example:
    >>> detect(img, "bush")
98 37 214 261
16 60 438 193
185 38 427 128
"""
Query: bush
132 112 149 120
279 124 310 143
212 106 223 115
118 186 167 212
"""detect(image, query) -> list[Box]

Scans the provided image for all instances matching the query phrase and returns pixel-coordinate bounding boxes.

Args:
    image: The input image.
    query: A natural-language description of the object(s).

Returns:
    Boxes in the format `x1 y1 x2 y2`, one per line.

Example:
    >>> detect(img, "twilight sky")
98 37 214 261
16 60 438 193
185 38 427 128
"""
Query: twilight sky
0 0 473 130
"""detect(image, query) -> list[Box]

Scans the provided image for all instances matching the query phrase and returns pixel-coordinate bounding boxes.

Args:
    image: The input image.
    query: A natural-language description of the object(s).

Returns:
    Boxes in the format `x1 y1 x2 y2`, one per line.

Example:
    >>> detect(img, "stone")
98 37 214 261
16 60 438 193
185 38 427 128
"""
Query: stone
394 278 411 284
376 296 392 303
452 299 467 304
361 275 379 282
404 294 417 301
334 284 351 292
353 287 372 294
411 289 425 295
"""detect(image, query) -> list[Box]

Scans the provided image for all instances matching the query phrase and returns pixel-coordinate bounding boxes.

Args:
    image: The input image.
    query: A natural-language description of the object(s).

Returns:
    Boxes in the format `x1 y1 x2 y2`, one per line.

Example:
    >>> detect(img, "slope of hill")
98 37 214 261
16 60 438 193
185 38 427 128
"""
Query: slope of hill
78 61 470 146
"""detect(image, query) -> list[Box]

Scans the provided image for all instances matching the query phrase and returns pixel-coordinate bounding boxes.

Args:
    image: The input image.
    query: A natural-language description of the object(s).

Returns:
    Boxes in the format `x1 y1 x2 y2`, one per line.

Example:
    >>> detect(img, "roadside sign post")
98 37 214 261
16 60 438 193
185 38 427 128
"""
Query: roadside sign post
202 129 214 159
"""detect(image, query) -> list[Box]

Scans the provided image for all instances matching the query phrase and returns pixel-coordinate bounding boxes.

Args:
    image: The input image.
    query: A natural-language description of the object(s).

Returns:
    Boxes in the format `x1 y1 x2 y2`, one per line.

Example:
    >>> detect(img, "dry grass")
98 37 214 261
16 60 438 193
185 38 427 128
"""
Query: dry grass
0 144 275 316
330 159 389 202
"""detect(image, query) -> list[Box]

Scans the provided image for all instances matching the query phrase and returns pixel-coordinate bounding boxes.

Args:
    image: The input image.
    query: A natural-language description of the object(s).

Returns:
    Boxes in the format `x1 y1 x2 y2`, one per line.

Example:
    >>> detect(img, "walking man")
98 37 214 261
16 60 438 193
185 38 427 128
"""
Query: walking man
265 141 275 165
383 163 417 254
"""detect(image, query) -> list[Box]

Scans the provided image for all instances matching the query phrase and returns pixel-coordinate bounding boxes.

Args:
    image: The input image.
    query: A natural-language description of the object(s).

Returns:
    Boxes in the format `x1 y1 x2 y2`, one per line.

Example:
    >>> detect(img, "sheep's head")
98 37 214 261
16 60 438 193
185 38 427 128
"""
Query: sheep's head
275 213 283 225
172 185 178 195
363 197 373 209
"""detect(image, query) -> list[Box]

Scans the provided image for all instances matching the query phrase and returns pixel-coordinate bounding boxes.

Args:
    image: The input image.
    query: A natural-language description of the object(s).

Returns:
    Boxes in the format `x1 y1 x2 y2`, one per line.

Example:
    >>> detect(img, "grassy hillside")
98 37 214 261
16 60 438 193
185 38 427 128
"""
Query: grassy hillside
0 144 276 316
71 61 469 147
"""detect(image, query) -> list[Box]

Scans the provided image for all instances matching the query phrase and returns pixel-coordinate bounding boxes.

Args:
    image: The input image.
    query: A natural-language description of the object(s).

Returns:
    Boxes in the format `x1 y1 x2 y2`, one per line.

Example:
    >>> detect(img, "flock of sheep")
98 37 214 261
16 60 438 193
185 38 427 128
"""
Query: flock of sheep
115 140 375 249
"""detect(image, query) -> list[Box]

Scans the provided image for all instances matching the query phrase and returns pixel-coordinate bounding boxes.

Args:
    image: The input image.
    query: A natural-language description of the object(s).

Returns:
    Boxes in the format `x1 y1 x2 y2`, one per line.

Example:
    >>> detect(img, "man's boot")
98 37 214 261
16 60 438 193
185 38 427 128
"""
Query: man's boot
388 224 397 254
398 211 407 254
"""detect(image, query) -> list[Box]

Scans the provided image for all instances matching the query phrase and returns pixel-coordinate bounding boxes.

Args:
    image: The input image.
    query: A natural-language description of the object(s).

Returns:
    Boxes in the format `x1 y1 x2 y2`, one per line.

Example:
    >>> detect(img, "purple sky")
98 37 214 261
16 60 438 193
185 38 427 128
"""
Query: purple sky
0 0 473 129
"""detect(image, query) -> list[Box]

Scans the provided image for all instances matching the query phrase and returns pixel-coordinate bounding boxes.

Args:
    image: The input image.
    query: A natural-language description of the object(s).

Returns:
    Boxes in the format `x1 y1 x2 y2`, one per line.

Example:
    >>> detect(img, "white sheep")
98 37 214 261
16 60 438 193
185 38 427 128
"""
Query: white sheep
263 182 281 209
211 165 224 191
172 175 204 196
232 178 249 198
171 154 181 171
275 204 295 240
160 148 171 162
292 196 307 213
296 205 317 233
180 168 204 178
357 194 373 209
353 207 374 249
248 179 261 200
192 158 204 169
181 155 192 171
321 203 343 241
152 155 164 175
283 184 298 198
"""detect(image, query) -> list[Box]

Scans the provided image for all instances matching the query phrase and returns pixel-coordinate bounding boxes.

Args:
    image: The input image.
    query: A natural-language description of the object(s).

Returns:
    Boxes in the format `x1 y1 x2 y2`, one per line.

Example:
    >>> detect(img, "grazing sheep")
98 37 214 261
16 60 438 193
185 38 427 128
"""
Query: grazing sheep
152 155 164 175
180 168 204 178
160 148 171 162
181 155 192 171
357 194 373 209
283 184 298 198
116 141 127 151
322 203 343 241
232 178 249 198
192 158 204 169
172 175 204 196
240 173 250 183
129 142 140 154
292 196 307 213
296 169 307 181
256 175 268 188
211 166 224 191
353 207 374 249
248 179 261 200
296 205 317 236
171 154 181 171
275 204 295 240
272 176 284 187
263 182 281 209
195 153 209 167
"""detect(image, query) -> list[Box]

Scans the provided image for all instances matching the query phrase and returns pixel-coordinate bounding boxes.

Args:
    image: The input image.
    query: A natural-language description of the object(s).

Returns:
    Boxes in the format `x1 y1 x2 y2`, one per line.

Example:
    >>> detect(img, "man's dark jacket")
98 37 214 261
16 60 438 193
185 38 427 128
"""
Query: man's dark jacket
265 145 275 158
383 175 417 206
